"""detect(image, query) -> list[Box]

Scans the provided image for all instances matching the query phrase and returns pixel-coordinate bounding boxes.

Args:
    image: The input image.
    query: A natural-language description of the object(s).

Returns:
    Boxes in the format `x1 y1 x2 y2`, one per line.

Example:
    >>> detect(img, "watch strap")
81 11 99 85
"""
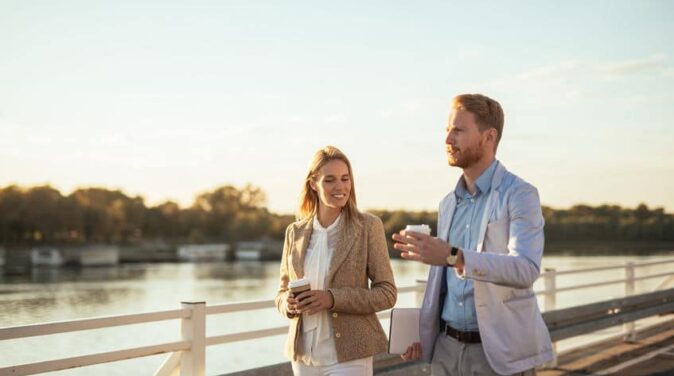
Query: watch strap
446 246 459 266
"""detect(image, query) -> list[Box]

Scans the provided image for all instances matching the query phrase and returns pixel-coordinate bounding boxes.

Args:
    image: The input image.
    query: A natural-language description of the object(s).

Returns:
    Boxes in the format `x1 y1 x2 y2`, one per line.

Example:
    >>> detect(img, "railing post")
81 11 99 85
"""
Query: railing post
543 268 557 312
181 301 206 376
543 268 557 367
623 262 636 341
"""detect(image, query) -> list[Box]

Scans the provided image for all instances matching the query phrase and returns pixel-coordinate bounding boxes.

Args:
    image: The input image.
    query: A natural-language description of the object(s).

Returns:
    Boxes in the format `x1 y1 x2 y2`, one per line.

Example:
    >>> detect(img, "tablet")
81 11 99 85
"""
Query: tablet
388 308 420 354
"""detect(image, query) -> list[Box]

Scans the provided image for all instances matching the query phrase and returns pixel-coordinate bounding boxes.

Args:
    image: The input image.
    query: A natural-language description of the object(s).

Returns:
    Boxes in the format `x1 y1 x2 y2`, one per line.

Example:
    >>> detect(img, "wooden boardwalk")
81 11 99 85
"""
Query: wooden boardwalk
369 318 674 376
539 318 674 376
221 319 674 376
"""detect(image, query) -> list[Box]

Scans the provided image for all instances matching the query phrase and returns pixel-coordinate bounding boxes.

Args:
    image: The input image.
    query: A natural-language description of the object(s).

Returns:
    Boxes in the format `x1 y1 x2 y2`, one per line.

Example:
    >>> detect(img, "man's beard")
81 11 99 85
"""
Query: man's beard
448 140 485 168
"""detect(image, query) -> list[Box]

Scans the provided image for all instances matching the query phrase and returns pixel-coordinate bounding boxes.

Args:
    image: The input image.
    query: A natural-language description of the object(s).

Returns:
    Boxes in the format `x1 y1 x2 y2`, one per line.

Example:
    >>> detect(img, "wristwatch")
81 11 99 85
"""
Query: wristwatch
446 246 459 267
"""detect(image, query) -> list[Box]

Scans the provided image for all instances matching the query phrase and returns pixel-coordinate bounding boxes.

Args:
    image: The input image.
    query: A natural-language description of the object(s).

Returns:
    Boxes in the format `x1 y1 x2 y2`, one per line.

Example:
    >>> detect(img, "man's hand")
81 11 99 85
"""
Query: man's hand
393 230 463 268
294 290 334 315
401 342 422 361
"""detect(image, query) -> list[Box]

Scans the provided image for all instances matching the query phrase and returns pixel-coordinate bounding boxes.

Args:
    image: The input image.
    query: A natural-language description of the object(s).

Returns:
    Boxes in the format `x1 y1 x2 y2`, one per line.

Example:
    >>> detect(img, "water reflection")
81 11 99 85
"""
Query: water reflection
191 261 273 280
30 265 148 283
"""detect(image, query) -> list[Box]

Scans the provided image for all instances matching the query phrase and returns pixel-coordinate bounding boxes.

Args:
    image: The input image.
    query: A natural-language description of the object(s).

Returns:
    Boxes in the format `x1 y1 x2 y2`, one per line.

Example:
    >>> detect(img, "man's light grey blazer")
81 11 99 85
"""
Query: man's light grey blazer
420 161 553 375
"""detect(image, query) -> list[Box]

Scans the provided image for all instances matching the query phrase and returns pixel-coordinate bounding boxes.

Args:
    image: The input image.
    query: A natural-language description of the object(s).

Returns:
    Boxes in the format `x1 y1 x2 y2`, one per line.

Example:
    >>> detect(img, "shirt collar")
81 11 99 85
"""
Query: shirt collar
312 213 342 232
454 159 499 200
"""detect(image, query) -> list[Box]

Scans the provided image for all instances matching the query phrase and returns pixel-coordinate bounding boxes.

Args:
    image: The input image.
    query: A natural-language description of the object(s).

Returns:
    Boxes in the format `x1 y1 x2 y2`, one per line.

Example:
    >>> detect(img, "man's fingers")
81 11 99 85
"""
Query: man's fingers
412 342 422 360
393 232 423 246
401 231 430 242
401 345 413 360
393 242 416 253
400 251 421 261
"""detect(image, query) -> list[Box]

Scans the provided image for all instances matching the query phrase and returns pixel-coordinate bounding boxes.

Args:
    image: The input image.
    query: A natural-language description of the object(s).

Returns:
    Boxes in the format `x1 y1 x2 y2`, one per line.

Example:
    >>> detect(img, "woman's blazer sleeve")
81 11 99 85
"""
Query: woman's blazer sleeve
275 224 297 319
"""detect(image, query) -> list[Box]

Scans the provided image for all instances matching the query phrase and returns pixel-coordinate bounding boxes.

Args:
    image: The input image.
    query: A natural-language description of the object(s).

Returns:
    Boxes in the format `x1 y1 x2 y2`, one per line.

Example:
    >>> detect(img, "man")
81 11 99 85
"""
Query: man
392 94 553 375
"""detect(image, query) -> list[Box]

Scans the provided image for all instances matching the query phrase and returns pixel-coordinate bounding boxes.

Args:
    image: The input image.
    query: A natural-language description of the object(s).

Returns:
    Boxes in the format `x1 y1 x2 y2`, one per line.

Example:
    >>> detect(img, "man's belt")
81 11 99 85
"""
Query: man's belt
440 321 481 343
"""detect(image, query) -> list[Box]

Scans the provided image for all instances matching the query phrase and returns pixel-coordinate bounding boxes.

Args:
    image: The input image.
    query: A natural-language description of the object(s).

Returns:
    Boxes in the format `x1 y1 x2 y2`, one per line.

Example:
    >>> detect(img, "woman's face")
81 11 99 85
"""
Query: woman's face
310 160 351 211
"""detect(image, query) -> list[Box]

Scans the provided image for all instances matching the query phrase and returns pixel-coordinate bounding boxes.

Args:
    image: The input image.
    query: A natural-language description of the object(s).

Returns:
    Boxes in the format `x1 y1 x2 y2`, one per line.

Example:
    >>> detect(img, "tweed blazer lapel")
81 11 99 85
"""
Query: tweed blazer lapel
291 218 313 279
326 218 358 283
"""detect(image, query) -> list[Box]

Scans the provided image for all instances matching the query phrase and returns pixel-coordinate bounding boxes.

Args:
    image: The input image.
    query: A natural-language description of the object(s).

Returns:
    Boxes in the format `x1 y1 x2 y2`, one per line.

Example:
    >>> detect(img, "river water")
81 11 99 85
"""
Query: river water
1 254 673 375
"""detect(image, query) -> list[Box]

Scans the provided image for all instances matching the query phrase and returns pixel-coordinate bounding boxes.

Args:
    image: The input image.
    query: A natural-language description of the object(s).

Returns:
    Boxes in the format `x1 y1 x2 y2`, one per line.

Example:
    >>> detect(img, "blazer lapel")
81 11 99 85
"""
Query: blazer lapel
326 219 357 283
476 162 506 252
439 195 457 241
291 219 313 279
476 190 498 252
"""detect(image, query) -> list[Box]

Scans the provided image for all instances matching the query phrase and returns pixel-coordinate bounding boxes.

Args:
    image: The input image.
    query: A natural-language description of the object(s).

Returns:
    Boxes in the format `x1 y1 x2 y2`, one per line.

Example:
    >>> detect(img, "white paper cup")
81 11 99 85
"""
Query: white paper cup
289 278 311 299
404 224 431 236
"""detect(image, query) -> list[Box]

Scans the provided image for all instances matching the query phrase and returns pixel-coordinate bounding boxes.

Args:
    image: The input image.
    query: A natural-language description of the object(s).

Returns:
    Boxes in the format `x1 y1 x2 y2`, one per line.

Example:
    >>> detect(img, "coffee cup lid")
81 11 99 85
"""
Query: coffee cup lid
289 278 311 289
405 224 431 234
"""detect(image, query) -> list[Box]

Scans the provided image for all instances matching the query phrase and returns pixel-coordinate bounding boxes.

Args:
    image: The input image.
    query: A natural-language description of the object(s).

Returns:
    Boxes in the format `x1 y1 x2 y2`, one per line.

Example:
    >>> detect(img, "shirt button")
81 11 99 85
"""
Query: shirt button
335 333 341 338
458 302 463 306
470 199 475 203
332 313 338 318
466 224 470 229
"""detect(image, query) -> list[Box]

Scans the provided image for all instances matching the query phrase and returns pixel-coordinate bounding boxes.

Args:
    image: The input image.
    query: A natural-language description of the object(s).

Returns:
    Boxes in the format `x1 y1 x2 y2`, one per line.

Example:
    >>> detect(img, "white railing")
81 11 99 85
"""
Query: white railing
1 258 673 376
538 258 674 366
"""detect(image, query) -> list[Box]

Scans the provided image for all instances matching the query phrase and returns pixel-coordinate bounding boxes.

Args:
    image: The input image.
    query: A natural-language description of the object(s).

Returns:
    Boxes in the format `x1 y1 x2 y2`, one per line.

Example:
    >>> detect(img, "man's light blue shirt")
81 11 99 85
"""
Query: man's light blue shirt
441 159 498 331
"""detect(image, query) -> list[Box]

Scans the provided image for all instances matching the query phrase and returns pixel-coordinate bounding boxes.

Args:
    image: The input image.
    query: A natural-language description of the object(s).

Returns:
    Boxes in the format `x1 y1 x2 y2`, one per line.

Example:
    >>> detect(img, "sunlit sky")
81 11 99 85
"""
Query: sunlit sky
2 1 673 214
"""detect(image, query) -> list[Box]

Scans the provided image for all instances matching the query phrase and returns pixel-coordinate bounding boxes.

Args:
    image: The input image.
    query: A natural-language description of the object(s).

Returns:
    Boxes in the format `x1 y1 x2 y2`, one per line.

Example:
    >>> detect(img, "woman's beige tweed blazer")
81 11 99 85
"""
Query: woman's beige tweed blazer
275 212 397 363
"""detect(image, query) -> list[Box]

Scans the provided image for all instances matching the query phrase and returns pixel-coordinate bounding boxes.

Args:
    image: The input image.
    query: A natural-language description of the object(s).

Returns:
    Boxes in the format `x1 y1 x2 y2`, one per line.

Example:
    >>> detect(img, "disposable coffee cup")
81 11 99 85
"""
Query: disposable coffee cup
289 278 311 299
404 224 431 236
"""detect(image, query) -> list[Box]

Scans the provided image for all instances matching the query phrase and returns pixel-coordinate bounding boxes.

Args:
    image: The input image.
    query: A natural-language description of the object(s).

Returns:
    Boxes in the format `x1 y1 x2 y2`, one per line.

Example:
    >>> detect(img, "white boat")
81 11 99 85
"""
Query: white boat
177 244 230 262
31 248 65 267
235 241 264 261
76 246 119 266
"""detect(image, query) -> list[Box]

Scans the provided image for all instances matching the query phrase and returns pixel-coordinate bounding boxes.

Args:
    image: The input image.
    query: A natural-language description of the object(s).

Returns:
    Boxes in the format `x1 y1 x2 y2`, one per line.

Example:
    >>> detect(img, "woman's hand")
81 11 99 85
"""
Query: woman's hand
285 294 301 316
401 342 422 361
295 290 334 315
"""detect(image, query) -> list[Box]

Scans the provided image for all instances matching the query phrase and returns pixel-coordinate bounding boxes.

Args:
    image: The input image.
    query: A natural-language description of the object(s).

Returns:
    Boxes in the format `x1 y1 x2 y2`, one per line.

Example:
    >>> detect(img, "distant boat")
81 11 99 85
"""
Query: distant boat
32 246 120 267
235 241 265 261
235 239 283 261
177 244 230 262
76 245 119 266
31 247 66 267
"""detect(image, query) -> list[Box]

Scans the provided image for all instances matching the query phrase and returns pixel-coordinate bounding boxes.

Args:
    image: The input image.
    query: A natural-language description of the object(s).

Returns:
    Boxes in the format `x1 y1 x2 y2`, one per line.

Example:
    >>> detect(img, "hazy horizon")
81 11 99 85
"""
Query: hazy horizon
2 1 673 213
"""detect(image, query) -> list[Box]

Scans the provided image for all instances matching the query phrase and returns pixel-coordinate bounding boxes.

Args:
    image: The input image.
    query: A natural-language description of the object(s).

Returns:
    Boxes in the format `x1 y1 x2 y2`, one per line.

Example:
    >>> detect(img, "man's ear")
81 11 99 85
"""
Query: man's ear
486 128 497 144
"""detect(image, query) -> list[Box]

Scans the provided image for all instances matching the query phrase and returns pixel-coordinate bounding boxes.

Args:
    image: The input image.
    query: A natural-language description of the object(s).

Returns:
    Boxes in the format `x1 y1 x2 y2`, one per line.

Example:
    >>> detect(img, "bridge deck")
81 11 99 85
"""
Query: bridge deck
221 317 674 376
539 318 674 376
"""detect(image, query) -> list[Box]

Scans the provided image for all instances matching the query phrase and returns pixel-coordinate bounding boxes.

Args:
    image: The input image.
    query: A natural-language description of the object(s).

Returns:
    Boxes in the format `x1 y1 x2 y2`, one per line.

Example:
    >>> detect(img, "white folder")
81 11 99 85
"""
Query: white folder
388 308 420 354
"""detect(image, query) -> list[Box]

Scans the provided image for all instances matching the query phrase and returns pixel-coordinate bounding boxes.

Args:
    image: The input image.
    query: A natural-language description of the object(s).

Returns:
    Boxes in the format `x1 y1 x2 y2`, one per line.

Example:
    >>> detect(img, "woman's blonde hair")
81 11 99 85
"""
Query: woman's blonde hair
297 146 360 225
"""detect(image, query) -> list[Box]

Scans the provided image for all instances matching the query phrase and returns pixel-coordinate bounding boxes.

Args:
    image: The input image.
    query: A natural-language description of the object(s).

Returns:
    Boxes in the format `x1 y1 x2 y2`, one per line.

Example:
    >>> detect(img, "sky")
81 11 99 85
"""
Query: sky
1 0 673 214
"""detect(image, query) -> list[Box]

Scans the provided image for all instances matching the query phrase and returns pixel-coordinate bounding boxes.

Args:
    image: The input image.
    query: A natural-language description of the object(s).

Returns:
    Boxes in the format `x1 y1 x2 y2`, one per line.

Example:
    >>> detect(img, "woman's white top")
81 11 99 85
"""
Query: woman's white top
298 214 341 366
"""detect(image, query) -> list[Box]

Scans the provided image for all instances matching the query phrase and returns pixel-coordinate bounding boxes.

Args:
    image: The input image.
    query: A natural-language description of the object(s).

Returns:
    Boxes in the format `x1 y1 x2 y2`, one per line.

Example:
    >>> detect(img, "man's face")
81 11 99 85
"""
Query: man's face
445 109 487 168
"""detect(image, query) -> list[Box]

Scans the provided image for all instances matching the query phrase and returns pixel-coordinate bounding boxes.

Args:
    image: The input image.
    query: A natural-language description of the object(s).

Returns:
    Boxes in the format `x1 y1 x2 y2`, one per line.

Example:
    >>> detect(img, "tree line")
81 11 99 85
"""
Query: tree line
0 184 292 245
1 185 672 249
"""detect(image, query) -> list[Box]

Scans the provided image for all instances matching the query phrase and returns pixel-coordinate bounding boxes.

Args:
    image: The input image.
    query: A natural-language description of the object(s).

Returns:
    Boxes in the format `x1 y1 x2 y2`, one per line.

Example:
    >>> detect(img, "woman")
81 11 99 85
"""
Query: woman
275 146 397 376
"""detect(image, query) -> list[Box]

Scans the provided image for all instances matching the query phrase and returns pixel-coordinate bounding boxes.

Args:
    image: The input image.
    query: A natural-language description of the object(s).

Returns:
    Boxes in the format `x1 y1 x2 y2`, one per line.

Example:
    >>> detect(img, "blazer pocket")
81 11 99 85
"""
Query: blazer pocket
487 217 509 228
502 293 536 310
